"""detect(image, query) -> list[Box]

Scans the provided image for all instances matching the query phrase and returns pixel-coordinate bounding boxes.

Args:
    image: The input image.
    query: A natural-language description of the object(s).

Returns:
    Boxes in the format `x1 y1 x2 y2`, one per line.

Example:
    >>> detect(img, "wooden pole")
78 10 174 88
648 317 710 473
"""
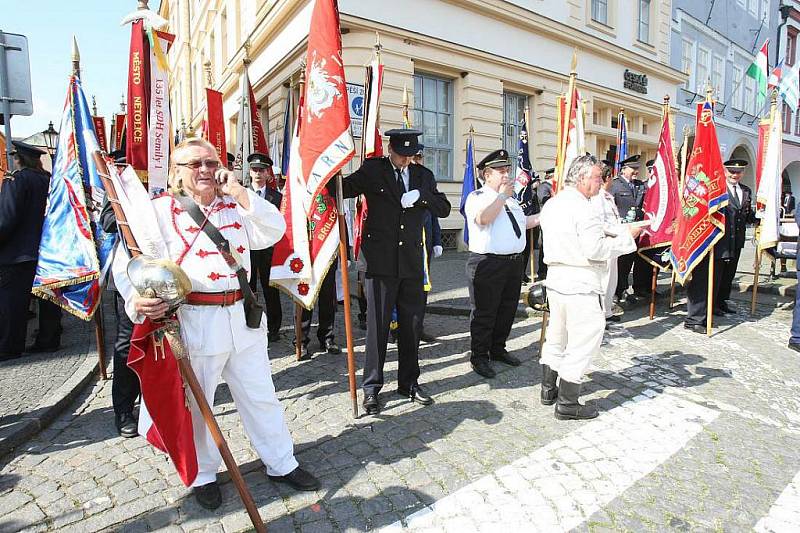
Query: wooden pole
751 248 762 314
649 265 658 320
669 270 677 310
537 310 549 359
706 249 715 336
294 304 304 361
92 151 266 533
94 306 108 380
336 174 359 418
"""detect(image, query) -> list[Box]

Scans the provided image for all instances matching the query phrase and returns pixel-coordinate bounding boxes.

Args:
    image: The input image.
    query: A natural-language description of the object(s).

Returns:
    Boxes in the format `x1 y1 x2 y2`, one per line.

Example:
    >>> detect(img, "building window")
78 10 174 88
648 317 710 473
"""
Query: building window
788 32 797 67
732 64 744 110
795 109 800 136
502 93 528 157
638 0 651 43
413 74 454 181
220 9 228 67
748 0 758 16
784 103 792 134
591 0 608 25
696 47 710 94
681 39 694 90
745 76 756 115
712 55 724 100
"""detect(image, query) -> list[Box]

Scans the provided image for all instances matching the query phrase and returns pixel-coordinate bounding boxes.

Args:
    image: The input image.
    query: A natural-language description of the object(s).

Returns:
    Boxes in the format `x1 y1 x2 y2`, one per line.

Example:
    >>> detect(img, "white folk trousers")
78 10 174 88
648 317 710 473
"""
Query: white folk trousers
188 342 298 487
603 259 618 319
540 291 605 383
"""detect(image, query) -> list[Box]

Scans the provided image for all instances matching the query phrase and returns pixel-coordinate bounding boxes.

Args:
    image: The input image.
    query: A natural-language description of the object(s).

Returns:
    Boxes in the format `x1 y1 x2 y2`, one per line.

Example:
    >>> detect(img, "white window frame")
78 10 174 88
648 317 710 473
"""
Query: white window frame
591 0 608 25
638 0 651 44
696 46 710 94
712 54 725 101
744 75 756 115
731 64 744 110
682 39 695 90
412 73 454 181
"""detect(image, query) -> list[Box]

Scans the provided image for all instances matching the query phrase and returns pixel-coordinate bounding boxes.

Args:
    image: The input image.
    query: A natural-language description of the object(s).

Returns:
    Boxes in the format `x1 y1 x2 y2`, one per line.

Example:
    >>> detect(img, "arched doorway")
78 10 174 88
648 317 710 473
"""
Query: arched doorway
783 161 800 195
728 144 756 191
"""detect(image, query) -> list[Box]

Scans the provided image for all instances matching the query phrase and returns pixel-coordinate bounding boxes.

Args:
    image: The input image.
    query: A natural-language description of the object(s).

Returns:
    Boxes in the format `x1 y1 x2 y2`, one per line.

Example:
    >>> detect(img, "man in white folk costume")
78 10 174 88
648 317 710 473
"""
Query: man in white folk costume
539 155 641 420
112 138 319 510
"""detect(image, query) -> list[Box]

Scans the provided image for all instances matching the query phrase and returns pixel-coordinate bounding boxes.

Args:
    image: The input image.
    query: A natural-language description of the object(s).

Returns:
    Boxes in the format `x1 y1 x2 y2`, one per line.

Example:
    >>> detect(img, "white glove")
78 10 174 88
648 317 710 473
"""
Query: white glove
400 190 420 208
432 245 443 258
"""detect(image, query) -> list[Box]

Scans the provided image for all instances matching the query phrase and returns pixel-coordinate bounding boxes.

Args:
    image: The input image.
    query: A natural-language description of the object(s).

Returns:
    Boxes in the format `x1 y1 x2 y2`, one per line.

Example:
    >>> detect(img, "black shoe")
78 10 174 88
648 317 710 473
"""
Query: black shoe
0 352 24 362
470 358 496 379
606 315 621 323
268 467 321 491
684 323 706 334
24 343 59 354
323 340 341 354
718 301 734 313
788 343 800 353
193 481 222 510
490 350 521 366
362 393 380 415
712 308 731 317
540 364 558 406
554 380 598 420
397 384 434 406
268 331 281 342
420 331 437 343
522 275 531 283
115 412 138 438
294 343 312 360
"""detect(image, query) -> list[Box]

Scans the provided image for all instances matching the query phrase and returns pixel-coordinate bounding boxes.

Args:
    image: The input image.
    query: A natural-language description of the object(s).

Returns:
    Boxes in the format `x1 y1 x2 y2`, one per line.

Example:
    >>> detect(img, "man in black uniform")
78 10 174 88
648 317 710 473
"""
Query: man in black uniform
716 159 754 315
0 142 55 361
341 129 450 414
535 168 554 280
99 150 139 437
247 152 284 342
610 155 647 301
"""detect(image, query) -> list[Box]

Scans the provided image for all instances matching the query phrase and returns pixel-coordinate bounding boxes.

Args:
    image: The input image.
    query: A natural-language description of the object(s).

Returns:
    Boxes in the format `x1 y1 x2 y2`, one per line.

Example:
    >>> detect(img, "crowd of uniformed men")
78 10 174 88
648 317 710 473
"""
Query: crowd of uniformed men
0 126 784 510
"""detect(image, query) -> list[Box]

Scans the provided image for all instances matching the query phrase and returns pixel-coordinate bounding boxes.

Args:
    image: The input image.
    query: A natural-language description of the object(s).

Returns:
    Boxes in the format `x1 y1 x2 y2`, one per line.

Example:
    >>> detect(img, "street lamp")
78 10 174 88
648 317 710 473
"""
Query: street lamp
777 3 793 65
41 121 58 156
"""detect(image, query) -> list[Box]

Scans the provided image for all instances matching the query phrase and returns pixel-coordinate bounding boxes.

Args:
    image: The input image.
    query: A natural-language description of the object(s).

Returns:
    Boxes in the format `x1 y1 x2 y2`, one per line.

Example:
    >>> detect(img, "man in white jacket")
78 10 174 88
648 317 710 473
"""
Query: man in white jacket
539 155 641 420
112 138 318 510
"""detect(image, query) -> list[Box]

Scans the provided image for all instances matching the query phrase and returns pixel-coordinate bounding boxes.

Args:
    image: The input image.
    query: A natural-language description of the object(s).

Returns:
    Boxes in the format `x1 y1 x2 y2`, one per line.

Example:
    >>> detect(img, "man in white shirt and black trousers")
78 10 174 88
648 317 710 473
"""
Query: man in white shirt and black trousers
539 155 641 419
464 149 541 379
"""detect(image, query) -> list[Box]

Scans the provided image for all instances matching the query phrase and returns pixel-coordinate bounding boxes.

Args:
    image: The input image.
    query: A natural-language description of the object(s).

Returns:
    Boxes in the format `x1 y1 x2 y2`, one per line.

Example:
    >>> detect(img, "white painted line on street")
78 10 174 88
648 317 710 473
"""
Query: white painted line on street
383 393 719 532
754 469 800 533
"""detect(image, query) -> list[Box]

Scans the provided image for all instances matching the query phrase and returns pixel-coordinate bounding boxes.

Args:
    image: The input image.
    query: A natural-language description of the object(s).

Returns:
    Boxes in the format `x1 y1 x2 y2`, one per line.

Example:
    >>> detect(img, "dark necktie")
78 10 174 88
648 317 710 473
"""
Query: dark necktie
395 168 406 194
504 203 522 238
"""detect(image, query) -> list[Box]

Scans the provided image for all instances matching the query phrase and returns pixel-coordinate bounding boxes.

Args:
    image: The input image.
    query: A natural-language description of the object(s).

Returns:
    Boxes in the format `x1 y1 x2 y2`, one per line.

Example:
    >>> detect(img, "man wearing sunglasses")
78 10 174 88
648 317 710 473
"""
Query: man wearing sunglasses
112 138 319 511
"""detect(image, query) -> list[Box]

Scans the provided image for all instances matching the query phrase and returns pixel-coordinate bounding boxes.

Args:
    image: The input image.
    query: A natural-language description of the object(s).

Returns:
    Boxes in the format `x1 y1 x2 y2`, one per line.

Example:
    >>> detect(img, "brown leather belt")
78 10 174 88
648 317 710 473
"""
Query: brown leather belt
186 290 243 306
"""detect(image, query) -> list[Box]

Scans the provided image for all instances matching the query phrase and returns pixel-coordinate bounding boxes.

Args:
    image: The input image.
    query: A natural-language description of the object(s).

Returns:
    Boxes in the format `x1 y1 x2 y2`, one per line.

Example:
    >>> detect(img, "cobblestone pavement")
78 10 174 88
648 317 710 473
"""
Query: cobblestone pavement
0 300 105 450
0 260 799 532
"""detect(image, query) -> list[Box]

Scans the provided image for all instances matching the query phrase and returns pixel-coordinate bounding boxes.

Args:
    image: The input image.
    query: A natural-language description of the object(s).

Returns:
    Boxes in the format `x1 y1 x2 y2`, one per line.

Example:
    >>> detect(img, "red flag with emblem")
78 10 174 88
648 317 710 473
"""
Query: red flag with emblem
298 0 355 210
670 101 728 284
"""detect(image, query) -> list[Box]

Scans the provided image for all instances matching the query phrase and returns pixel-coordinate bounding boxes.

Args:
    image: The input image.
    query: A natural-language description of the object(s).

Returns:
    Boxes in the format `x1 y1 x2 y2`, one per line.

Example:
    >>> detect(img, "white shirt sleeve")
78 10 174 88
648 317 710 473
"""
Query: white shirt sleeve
464 192 495 227
576 210 636 262
110 242 145 324
236 189 287 250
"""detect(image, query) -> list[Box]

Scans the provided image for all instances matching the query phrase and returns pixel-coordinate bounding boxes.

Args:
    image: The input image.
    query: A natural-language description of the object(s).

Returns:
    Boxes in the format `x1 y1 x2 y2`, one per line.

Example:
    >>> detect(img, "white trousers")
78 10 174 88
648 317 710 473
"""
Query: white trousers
189 342 298 487
603 259 618 319
540 291 605 383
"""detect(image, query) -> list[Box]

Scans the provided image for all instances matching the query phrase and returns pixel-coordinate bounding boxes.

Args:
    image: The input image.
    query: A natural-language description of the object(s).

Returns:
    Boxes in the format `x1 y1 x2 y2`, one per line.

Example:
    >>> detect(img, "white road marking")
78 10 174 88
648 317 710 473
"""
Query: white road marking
383 393 718 532
754 470 800 533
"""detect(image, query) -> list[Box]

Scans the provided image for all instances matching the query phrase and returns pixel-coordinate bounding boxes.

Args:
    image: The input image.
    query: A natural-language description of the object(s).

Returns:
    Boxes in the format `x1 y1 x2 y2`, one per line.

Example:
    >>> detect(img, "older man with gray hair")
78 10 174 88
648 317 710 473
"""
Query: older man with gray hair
538 155 641 420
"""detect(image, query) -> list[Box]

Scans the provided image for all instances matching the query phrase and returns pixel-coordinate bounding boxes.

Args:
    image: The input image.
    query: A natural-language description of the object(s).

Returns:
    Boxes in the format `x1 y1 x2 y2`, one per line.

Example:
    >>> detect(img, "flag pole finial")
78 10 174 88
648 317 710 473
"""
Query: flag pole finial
138 0 149 9
71 36 81 78
704 80 713 102
570 48 578 74
469 124 474 134
120 94 126 114
243 40 252 66
204 60 213 87
92 95 98 116
374 32 382 55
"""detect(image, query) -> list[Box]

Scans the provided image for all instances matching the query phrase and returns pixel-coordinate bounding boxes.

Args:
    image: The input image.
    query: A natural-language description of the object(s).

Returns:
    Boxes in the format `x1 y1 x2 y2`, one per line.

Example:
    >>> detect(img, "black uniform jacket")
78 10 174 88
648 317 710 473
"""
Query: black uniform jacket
0 169 50 265
342 157 450 279
717 183 754 260
610 176 646 221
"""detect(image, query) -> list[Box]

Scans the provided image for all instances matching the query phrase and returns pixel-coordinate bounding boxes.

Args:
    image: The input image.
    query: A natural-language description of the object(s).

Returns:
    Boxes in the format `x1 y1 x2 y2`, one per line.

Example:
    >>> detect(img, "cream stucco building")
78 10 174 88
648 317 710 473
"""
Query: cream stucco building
160 0 686 245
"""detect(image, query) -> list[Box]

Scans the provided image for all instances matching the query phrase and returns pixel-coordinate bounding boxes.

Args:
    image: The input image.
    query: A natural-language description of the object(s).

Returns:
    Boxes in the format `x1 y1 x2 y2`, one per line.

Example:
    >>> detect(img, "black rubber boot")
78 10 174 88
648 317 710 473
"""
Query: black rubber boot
540 364 558 406
555 380 598 420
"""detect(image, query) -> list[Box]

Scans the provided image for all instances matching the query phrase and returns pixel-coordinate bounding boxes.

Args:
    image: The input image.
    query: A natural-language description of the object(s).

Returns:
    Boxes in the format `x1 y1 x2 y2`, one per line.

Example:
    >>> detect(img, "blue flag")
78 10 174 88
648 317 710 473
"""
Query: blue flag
32 76 117 320
281 90 292 176
515 119 537 216
459 134 476 245
614 109 628 176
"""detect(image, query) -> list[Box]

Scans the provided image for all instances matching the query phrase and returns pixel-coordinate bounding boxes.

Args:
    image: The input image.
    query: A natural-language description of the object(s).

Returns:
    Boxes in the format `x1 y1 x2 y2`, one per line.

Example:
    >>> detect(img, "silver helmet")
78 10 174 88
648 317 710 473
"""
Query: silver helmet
127 255 192 311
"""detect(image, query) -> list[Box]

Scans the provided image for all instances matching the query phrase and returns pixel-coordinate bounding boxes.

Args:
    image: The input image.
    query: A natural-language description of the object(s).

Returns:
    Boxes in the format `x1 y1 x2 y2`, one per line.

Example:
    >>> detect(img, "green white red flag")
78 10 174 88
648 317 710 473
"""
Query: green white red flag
746 40 769 109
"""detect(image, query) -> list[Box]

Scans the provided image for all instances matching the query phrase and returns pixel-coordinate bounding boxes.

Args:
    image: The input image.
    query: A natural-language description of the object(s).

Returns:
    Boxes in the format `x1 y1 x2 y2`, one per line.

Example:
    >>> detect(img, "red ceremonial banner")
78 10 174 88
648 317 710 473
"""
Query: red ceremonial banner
92 116 108 152
126 20 150 177
206 89 226 159
755 121 769 192
113 113 126 152
638 112 680 265
298 0 355 209
670 101 728 284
